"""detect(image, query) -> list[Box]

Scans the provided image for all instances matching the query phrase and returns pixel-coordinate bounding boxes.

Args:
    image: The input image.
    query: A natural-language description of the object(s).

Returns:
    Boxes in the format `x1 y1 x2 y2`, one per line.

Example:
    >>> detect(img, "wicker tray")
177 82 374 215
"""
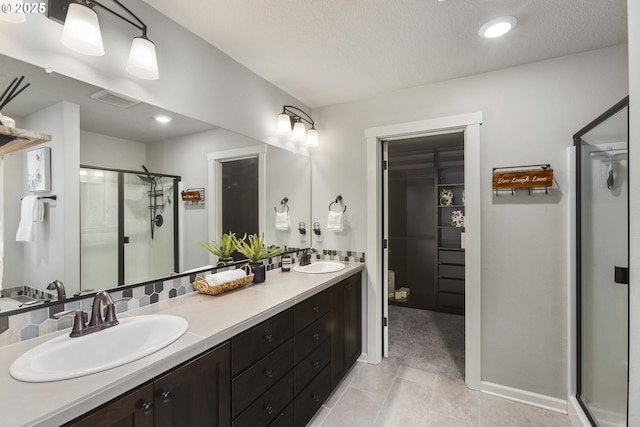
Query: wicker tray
193 264 254 296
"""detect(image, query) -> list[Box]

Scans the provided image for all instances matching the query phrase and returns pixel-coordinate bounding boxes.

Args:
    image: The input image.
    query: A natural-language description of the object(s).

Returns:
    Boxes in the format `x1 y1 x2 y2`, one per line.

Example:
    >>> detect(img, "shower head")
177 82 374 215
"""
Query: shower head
589 148 628 189
137 165 156 184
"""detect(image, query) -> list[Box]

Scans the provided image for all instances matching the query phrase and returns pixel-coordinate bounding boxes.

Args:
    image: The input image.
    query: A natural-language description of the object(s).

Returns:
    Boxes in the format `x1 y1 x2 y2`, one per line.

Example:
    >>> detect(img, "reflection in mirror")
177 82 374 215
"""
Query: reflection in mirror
80 166 180 289
0 54 311 315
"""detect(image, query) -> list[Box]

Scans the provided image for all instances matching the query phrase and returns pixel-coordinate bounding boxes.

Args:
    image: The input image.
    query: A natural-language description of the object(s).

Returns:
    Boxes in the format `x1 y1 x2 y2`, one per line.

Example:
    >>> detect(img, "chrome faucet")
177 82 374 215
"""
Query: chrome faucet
47 280 66 301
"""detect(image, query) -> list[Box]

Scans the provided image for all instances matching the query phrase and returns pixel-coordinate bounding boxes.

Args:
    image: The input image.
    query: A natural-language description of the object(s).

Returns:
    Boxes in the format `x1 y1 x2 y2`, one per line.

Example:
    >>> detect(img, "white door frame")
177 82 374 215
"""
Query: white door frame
365 112 482 390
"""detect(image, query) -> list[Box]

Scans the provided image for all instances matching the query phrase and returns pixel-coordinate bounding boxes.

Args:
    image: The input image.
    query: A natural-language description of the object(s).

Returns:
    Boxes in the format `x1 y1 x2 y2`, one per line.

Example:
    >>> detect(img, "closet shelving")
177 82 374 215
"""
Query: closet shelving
435 148 465 315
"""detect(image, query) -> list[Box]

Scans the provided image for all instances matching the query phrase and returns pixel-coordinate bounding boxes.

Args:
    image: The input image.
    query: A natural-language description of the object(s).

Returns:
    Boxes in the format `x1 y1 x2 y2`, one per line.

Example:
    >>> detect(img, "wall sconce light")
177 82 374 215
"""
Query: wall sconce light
312 222 321 236
298 222 306 235
48 0 159 80
277 105 319 147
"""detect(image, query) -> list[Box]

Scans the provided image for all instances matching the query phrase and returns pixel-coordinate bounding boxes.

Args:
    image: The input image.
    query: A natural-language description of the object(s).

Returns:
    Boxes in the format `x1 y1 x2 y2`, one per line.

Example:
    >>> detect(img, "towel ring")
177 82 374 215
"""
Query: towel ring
274 197 289 213
329 195 347 213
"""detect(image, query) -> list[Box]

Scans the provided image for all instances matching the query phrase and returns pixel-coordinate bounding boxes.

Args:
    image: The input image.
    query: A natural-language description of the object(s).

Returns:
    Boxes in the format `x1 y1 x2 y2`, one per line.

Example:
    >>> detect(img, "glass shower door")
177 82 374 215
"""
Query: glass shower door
576 99 628 427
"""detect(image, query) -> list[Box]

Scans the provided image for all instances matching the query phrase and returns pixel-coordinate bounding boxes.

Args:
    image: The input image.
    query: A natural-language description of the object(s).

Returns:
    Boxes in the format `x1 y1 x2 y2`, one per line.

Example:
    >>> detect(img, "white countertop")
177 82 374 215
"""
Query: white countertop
0 262 364 427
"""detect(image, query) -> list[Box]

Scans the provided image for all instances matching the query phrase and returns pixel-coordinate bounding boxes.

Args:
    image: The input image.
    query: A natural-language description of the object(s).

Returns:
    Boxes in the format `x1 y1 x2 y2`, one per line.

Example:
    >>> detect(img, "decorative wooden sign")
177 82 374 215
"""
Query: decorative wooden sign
181 191 202 202
492 168 553 189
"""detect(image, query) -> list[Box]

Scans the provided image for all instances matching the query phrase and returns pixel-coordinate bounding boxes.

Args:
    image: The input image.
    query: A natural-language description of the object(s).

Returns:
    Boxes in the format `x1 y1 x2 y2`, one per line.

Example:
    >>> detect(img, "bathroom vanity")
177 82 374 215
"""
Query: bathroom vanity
0 263 364 427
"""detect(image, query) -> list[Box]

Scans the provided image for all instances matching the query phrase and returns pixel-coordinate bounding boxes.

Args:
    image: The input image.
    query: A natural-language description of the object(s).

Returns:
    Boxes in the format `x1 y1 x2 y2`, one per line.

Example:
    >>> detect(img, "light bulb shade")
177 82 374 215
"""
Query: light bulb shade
479 16 517 39
0 0 25 23
277 113 292 135
61 3 104 56
126 37 159 80
292 121 306 142
306 128 319 146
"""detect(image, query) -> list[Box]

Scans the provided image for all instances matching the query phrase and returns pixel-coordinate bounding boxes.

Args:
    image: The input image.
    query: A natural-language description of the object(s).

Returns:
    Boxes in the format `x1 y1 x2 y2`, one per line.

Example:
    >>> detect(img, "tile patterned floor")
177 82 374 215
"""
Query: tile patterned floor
307 361 571 427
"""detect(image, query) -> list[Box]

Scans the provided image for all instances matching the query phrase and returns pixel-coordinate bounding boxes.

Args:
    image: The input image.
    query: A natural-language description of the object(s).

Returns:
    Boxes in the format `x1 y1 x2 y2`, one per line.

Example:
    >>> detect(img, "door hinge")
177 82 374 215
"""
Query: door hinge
383 239 388 249
383 317 388 327
383 160 387 171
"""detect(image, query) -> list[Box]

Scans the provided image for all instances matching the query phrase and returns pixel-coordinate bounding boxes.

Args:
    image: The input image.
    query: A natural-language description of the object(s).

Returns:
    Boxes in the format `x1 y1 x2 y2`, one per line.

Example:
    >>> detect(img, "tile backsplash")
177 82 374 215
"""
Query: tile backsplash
0 248 363 348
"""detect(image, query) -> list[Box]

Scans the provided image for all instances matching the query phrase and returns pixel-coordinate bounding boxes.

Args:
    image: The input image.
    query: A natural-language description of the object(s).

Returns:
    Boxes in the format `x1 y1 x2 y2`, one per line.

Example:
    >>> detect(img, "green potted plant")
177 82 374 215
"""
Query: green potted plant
199 232 237 264
234 233 284 283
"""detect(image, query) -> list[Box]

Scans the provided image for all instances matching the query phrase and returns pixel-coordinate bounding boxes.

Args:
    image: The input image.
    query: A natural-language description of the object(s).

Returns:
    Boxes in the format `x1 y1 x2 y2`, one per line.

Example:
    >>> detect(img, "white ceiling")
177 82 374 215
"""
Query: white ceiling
142 0 628 109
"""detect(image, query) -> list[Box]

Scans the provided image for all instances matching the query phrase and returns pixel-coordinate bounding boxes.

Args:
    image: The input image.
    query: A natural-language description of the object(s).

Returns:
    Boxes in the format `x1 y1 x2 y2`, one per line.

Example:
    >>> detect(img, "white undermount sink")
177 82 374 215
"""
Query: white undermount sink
10 314 188 382
293 261 346 274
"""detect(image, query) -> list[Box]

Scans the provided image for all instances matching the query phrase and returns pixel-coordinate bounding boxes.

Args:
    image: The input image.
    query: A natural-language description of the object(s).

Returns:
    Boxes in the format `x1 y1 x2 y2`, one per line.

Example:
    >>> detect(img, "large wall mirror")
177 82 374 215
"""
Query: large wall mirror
0 54 311 314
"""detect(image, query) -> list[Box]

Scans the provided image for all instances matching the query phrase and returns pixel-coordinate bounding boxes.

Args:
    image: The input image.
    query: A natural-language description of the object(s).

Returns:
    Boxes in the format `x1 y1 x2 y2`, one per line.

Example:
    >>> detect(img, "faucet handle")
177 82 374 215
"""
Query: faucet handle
103 297 132 326
54 310 89 337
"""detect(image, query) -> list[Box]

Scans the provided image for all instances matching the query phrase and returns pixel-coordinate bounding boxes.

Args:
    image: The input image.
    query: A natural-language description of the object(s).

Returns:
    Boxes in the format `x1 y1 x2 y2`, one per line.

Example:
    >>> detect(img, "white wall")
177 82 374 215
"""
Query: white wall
20 102 80 293
80 131 146 170
627 0 639 423
313 45 628 400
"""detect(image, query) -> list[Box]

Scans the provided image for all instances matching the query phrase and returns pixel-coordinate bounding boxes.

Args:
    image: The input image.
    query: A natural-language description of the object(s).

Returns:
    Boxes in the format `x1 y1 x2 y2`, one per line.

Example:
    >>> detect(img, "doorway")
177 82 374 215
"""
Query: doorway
383 133 465 378
365 111 482 390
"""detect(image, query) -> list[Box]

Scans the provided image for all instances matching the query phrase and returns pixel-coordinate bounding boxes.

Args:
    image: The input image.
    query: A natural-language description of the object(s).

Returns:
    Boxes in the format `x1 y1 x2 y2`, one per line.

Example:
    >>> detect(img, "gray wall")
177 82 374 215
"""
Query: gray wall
312 45 628 399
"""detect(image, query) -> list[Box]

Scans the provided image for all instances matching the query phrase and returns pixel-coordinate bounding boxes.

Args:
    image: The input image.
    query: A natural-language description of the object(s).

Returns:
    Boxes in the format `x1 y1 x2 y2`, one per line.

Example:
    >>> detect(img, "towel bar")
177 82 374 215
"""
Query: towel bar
329 195 347 212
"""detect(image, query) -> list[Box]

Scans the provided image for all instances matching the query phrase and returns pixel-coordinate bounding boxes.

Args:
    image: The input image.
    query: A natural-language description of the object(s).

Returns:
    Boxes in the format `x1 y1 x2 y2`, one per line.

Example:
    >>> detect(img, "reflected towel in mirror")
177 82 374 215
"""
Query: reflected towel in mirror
327 211 344 232
276 211 290 230
16 195 44 242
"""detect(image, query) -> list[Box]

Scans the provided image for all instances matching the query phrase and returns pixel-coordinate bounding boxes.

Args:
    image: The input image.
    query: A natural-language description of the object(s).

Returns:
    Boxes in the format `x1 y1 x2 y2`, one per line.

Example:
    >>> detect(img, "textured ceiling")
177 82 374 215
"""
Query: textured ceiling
142 0 627 108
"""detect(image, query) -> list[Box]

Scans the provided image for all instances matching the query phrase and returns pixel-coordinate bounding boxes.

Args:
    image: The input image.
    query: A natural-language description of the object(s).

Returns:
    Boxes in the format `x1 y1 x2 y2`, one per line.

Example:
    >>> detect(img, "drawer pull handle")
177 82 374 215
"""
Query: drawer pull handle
313 333 320 340
265 334 274 343
160 391 172 403
312 393 320 402
265 405 274 415
313 361 320 369
265 368 274 378
313 306 320 313
141 402 153 415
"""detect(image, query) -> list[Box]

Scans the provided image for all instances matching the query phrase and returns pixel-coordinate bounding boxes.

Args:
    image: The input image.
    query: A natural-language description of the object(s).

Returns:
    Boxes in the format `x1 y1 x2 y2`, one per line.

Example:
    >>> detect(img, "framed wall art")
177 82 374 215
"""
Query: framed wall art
27 147 51 192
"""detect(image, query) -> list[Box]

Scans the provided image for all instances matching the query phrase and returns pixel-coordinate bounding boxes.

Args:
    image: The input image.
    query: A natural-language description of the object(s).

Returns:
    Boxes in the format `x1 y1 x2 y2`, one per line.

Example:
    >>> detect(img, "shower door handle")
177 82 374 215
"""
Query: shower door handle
614 266 629 285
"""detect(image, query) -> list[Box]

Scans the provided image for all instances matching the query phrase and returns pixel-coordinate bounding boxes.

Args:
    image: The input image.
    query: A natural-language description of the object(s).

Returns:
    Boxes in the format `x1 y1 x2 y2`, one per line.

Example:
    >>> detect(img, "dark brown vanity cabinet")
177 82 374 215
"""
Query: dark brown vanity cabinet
331 272 362 388
67 342 231 427
67 271 362 427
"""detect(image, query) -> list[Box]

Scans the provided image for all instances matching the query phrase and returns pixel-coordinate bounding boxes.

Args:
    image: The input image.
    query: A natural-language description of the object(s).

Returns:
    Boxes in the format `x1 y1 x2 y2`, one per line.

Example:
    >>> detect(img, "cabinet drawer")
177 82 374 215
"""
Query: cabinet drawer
439 264 465 279
232 371 293 427
232 339 293 417
267 402 293 427
295 313 331 364
294 365 331 427
295 288 330 332
439 292 464 309
439 278 464 294
294 338 330 395
439 250 465 265
231 308 293 375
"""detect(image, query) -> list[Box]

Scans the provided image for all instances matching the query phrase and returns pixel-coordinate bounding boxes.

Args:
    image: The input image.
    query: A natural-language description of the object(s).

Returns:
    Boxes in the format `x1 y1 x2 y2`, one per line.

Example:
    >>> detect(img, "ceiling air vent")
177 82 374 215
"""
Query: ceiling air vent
90 90 141 108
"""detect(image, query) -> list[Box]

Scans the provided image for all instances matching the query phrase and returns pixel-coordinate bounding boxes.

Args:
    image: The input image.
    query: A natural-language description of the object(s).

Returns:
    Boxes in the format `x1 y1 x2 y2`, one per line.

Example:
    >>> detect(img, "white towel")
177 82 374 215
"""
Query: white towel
327 211 344 232
16 196 44 242
205 268 247 286
275 211 290 230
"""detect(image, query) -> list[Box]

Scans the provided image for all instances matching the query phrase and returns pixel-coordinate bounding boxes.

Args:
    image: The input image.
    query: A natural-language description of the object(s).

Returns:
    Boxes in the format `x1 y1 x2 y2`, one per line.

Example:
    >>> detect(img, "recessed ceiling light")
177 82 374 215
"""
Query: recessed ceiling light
479 16 517 39
153 114 172 123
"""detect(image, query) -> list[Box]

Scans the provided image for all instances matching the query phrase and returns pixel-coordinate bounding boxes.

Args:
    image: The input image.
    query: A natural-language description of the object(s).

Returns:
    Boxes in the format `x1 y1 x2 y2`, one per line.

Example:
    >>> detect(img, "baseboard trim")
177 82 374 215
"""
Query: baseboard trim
358 352 368 363
481 381 568 414
567 396 592 426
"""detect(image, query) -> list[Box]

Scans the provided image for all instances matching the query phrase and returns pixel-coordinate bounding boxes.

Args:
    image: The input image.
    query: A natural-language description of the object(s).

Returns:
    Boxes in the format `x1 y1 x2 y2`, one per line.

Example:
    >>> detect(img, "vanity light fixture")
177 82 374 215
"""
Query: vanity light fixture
277 105 319 147
479 16 517 39
49 0 159 80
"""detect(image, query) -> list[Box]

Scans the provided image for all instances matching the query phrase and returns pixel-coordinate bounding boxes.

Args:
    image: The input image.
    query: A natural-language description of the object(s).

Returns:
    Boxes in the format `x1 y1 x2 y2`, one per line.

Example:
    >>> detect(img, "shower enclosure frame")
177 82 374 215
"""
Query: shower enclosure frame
80 165 180 287
574 96 629 426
